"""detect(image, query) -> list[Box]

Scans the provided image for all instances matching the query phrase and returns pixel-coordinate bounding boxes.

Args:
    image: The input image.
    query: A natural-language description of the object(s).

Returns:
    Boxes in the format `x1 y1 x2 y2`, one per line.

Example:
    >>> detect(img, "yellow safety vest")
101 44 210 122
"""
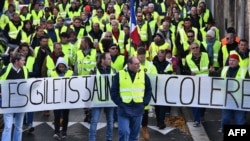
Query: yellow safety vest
119 70 145 103
111 55 125 71
186 52 209 75
26 56 35 72
50 69 73 77
0 63 28 80
202 40 221 68
46 55 69 77
221 66 247 79
8 21 23 39
229 51 249 70
76 49 97 75
31 10 44 26
137 22 148 42
150 42 170 60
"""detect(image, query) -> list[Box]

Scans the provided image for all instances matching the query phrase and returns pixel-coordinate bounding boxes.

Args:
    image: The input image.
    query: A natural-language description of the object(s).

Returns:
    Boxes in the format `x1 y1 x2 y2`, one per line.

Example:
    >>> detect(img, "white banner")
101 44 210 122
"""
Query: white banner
1 74 250 113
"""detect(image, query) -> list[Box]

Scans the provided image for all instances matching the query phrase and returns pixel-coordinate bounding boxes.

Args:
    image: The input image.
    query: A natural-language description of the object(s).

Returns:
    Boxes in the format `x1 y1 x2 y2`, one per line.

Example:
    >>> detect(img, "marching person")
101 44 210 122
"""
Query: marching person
50 57 74 140
111 56 152 141
89 52 116 141
0 52 28 141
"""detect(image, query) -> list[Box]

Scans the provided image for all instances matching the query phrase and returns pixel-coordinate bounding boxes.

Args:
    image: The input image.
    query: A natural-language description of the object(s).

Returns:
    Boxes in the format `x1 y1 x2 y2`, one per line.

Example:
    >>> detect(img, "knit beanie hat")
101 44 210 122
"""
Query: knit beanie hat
229 54 239 61
206 30 215 38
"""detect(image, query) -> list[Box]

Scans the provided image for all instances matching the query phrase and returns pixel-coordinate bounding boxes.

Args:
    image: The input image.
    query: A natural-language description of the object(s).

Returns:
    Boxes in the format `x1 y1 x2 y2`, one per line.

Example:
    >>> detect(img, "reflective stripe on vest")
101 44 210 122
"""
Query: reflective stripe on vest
186 52 209 74
76 49 97 75
119 70 145 103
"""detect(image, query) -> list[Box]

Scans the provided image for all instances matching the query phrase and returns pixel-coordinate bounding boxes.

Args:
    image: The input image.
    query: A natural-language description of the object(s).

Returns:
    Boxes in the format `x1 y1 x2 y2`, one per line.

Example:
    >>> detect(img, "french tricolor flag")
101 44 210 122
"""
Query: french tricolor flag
129 0 141 46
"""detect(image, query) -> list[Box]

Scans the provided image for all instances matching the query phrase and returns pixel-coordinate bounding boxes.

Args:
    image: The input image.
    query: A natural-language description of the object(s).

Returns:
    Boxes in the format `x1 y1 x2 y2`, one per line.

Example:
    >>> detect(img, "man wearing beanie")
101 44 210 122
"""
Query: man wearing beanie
210 53 249 132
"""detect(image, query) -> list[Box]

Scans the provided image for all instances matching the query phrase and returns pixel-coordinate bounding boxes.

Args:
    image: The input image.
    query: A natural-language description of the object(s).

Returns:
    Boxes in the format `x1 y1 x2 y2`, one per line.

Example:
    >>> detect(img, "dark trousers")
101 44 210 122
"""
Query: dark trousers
141 110 148 127
155 106 171 126
53 109 69 133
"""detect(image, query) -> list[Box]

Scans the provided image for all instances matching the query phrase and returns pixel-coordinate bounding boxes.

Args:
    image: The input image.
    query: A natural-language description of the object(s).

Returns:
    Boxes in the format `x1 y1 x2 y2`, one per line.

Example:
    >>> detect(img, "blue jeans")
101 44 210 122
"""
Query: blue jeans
118 114 142 141
192 107 205 123
89 107 114 141
1 112 25 141
23 112 34 126
113 107 118 122
221 109 246 131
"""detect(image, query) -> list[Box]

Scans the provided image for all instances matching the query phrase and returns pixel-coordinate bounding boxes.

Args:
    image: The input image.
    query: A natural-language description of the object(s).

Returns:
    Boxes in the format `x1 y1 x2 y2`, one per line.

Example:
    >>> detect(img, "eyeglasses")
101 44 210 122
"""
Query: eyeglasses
191 47 199 50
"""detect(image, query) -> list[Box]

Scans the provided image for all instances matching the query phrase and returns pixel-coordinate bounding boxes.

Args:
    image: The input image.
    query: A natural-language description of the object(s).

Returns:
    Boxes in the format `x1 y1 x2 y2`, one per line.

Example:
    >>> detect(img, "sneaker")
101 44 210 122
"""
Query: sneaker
61 132 67 139
114 122 118 128
53 133 61 140
193 121 200 127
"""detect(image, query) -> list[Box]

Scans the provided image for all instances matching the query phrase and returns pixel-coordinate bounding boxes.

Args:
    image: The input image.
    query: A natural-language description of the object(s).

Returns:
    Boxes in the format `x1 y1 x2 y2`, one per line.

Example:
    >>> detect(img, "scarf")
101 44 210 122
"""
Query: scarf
206 38 216 65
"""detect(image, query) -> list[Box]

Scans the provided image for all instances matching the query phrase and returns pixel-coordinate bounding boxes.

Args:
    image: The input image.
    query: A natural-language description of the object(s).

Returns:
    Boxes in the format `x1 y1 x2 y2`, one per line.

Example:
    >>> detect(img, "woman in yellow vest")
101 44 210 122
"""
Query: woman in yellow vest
50 57 73 140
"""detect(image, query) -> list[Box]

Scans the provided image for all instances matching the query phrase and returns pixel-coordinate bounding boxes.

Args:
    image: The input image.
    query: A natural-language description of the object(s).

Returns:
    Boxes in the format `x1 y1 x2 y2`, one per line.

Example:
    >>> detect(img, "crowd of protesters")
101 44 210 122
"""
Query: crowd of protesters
0 0 249 141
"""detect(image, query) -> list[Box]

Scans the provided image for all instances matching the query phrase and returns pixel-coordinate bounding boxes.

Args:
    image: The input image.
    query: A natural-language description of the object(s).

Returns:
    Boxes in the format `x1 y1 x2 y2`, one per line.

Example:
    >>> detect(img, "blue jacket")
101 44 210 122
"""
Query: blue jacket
111 69 152 116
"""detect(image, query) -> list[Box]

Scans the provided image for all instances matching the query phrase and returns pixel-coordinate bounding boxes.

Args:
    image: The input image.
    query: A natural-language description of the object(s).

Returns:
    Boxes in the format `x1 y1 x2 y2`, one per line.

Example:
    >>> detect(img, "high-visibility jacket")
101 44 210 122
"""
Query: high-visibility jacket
20 13 32 21
111 55 125 71
31 10 44 26
178 27 198 44
76 49 97 75
221 45 231 66
0 63 28 80
0 14 10 30
137 22 148 42
50 69 73 77
25 56 35 72
58 3 70 18
149 42 170 60
45 55 69 77
229 50 249 70
8 21 23 39
119 70 145 103
221 66 247 79
202 40 221 68
186 52 209 75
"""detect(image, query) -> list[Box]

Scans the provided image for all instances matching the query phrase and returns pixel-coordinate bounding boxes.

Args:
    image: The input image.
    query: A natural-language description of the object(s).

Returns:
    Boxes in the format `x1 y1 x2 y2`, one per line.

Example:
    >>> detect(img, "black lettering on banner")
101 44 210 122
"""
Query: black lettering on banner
151 75 157 103
68 77 80 103
44 79 51 104
197 77 209 106
241 79 250 109
52 78 61 104
210 77 224 106
180 77 195 105
225 79 240 108
105 76 111 101
82 76 91 102
8 82 17 107
17 81 28 107
165 76 178 104
62 77 68 103
92 76 99 101
29 80 43 105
